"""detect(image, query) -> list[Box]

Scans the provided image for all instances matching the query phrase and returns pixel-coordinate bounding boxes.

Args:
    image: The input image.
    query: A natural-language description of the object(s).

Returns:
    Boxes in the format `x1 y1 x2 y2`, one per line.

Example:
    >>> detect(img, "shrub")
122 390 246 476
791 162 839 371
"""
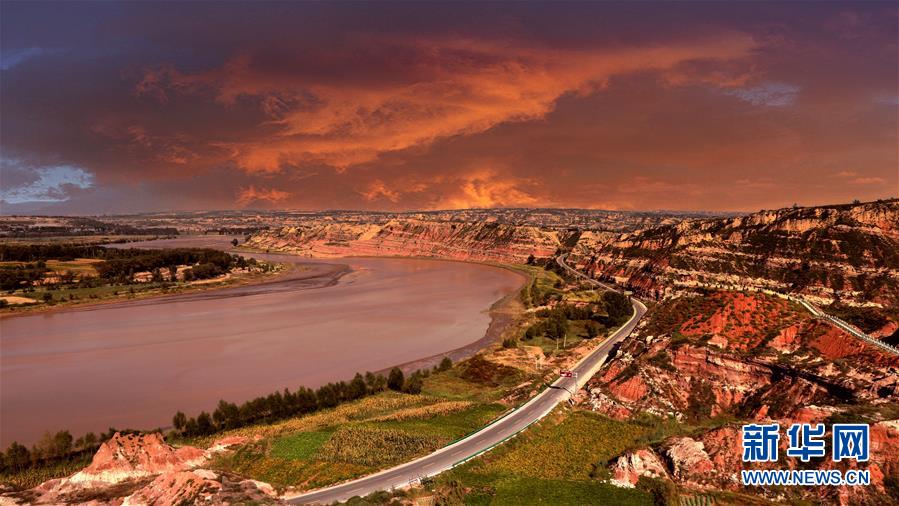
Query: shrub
387 368 405 392
437 357 453 372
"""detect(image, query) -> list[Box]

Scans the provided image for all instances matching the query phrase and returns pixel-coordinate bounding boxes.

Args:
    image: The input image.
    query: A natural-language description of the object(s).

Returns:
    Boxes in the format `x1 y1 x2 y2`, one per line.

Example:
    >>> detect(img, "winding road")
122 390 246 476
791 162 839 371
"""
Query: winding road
287 255 646 504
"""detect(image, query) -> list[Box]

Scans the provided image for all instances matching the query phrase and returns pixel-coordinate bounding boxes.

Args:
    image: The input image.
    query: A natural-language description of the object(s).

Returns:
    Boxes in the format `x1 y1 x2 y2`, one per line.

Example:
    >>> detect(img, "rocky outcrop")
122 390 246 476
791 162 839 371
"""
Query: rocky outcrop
590 289 899 505
246 219 562 263
610 449 669 487
68 433 207 485
0 433 280 505
588 291 899 422
570 199 899 324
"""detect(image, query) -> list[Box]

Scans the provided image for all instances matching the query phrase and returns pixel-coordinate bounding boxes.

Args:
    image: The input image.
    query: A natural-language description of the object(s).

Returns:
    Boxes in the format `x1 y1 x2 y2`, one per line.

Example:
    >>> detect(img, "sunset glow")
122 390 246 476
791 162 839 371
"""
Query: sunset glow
1 2 896 213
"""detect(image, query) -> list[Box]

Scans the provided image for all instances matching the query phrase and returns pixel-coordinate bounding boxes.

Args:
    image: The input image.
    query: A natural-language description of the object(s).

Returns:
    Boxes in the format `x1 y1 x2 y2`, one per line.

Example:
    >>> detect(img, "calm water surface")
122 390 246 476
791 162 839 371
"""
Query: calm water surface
0 239 523 446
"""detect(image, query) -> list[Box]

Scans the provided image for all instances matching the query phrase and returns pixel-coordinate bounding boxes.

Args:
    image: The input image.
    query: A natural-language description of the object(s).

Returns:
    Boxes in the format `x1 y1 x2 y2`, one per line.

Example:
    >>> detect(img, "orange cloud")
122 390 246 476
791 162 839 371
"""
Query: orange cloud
137 32 758 174
236 185 291 206
434 169 541 209
359 179 400 203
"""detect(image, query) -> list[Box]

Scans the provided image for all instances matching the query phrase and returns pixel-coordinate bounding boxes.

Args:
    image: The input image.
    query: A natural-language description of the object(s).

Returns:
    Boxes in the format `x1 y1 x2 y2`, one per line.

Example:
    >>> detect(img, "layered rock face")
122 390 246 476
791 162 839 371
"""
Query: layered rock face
570 200 899 325
247 218 563 263
0 433 280 505
587 290 899 504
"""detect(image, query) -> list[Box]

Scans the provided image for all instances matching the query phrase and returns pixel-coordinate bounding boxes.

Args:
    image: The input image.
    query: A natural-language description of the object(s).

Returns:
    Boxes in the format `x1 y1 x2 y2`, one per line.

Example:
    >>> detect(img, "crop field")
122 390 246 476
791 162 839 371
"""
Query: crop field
208 369 516 489
436 408 653 504
45 258 103 275
316 426 437 467
469 409 646 480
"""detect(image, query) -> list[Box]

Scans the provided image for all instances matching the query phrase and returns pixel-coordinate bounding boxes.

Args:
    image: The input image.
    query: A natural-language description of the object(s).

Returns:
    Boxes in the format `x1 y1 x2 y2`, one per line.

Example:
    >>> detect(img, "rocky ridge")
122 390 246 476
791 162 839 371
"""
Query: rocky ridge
570 200 899 335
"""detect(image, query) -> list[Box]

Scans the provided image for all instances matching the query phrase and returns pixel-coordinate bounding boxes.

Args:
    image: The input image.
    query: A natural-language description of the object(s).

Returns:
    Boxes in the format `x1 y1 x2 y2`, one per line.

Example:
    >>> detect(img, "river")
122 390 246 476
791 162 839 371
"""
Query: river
0 237 525 446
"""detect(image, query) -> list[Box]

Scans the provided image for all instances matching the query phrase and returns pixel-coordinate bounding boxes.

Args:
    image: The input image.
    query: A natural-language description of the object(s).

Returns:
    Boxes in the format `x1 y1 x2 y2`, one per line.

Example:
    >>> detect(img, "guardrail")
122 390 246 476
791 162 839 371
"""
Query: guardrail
796 298 899 356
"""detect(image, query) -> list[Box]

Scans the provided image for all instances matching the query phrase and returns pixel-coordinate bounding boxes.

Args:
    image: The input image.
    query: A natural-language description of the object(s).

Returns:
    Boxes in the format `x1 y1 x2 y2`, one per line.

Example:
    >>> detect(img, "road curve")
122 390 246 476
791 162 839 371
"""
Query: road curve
286 256 646 504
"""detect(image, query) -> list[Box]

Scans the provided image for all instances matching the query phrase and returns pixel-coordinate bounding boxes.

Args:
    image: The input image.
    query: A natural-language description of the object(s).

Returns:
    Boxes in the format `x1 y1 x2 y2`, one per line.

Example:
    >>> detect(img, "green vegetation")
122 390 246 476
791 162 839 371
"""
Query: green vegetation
511 263 563 308
1 244 272 311
210 364 514 489
315 427 435 467
521 290 630 352
270 430 332 461
437 409 653 505
174 364 443 439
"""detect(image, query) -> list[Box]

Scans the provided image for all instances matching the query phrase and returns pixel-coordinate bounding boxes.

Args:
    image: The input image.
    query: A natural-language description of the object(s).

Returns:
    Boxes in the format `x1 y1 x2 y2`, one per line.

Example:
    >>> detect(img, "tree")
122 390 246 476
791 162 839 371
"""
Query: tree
76 432 97 450
365 371 386 393
602 291 632 325
585 321 600 339
387 367 405 392
437 357 453 372
172 411 187 432
296 387 318 414
196 412 213 435
526 254 535 265
231 238 239 247
213 400 239 430
316 383 339 408
184 418 198 436
349 373 368 400
52 431 73 457
403 371 424 394
4 442 30 472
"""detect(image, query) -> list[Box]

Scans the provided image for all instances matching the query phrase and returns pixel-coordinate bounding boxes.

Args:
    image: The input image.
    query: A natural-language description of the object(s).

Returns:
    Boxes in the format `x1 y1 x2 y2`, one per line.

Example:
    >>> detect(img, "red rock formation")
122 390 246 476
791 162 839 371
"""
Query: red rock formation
590 289 899 504
571 200 899 322
610 449 669 487
69 432 208 485
0 433 281 505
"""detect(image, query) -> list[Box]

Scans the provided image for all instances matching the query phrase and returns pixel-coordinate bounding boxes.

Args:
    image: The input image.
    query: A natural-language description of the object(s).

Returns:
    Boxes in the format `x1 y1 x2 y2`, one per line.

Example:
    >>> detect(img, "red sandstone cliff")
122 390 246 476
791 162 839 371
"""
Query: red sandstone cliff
571 200 899 334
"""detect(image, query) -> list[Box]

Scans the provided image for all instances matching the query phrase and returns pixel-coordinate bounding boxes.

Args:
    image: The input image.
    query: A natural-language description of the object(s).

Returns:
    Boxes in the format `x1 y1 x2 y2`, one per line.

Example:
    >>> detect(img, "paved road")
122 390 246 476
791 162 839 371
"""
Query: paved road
286 256 646 504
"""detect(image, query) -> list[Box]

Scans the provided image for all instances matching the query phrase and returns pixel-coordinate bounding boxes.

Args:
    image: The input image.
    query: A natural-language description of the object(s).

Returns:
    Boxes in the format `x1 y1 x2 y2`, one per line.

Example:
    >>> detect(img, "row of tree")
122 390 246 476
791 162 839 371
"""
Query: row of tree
1 359 454 476
171 360 451 438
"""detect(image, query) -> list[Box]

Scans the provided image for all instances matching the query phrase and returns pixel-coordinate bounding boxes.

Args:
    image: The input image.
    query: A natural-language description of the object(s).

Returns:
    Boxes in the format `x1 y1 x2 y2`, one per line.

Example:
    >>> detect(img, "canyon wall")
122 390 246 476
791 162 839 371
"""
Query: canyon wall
246 219 564 263
570 199 899 332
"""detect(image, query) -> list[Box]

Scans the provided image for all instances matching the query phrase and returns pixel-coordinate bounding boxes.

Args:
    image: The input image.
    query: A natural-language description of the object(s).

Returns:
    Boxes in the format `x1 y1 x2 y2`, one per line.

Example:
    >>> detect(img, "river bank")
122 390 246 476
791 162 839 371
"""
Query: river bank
1 237 525 447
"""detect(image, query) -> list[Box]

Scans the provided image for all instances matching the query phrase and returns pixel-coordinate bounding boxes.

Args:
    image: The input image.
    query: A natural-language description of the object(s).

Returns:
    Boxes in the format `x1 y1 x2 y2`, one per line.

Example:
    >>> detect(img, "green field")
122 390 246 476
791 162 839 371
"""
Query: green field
435 409 654 505
210 366 521 489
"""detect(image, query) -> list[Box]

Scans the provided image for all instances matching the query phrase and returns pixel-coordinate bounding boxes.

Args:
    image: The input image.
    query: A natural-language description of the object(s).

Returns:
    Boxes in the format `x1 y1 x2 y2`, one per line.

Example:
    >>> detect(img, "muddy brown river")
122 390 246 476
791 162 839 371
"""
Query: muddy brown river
0 237 524 446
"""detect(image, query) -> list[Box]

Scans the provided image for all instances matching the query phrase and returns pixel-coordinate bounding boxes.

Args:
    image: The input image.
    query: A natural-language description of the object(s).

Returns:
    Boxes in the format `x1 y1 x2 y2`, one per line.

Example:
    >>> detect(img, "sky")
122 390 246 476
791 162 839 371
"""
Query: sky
1 1 897 214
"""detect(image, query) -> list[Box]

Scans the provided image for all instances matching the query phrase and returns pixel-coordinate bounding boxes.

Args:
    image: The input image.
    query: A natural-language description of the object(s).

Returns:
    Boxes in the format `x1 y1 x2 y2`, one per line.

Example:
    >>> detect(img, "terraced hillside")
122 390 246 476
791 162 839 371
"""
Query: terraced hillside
246 219 564 263
570 199 899 338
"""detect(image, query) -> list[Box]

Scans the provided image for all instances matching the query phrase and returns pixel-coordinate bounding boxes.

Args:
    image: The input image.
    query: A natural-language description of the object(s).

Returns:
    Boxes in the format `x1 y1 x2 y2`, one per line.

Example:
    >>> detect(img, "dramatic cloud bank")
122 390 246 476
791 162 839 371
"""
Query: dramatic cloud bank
1 2 896 213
